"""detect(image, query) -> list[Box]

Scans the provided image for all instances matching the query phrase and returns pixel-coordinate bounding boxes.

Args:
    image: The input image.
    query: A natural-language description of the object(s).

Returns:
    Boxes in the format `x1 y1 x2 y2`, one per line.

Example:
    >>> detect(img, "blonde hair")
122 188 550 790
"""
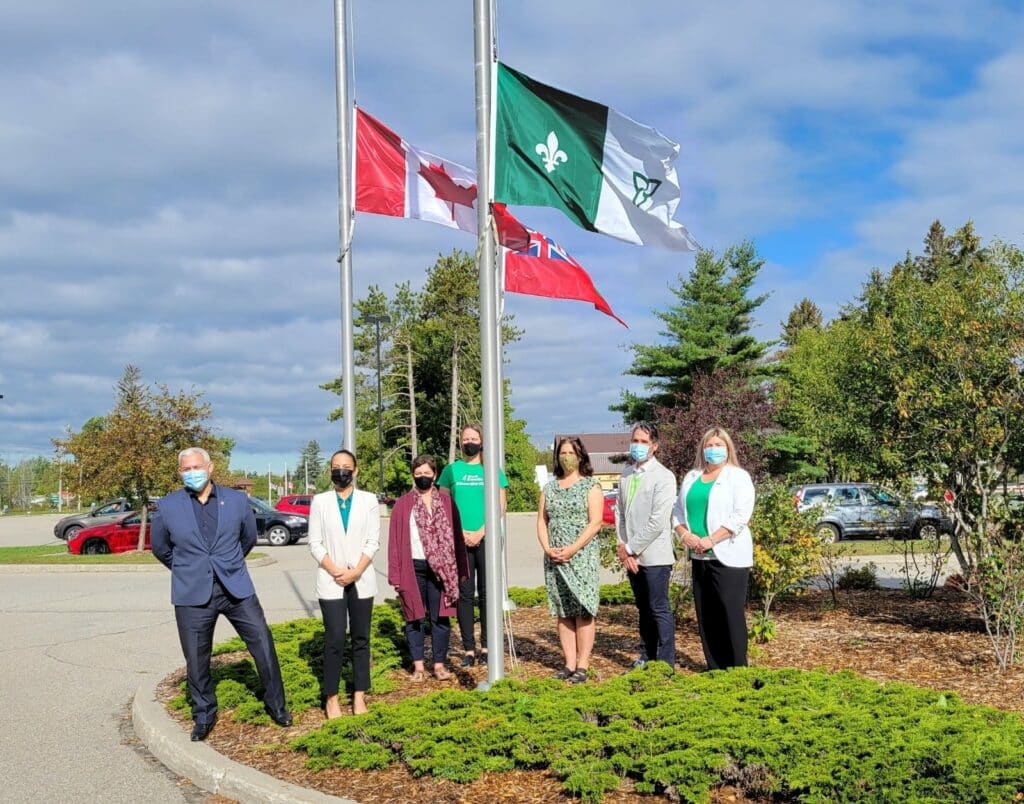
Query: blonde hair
693 427 740 470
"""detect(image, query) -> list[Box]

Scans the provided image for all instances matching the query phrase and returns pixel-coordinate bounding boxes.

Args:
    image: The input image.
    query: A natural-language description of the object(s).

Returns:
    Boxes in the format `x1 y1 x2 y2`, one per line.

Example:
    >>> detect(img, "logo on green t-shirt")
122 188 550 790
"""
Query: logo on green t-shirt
437 460 509 531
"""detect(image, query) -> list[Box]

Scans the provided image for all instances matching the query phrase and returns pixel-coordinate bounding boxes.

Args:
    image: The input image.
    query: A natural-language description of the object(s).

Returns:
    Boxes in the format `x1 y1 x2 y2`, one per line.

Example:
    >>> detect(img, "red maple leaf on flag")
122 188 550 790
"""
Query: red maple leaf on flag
418 161 477 219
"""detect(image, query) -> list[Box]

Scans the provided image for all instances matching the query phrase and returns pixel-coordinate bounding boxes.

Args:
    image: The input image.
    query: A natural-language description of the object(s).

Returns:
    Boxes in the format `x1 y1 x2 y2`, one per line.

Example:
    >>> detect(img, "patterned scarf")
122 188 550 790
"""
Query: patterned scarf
413 489 460 608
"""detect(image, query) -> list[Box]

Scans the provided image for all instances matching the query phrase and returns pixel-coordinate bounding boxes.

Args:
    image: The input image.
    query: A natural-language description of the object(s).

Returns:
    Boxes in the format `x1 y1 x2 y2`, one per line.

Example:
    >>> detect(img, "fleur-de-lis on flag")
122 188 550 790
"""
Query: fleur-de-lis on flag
535 131 568 173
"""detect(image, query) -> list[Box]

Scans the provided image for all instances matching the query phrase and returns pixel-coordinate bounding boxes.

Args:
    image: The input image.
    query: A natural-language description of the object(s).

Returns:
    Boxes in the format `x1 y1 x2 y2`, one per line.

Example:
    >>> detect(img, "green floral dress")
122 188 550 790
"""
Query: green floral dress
543 477 601 618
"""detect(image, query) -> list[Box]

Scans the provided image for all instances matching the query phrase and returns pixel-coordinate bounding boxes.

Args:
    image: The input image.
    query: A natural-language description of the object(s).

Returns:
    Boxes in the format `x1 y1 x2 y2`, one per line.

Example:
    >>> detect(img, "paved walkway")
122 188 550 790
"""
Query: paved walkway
0 511 950 802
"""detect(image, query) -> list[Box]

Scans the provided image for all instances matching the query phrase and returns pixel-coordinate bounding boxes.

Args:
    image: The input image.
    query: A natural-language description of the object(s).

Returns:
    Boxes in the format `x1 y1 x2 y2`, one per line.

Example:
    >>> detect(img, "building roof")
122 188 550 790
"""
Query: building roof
553 432 630 476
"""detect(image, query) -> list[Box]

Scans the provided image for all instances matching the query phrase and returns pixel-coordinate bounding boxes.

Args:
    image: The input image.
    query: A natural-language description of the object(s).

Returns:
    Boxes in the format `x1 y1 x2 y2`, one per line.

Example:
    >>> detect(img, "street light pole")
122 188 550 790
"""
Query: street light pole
364 314 391 495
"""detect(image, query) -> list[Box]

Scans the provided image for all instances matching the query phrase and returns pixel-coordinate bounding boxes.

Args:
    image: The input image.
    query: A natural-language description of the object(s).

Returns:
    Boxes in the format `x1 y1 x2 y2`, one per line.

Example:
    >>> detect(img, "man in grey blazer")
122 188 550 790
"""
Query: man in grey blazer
151 447 291 741
616 423 678 668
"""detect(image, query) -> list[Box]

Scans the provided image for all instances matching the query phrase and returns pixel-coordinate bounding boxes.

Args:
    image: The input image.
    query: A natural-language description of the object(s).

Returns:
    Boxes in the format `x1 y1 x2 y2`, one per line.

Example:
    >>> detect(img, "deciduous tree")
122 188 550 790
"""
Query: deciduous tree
54 365 227 549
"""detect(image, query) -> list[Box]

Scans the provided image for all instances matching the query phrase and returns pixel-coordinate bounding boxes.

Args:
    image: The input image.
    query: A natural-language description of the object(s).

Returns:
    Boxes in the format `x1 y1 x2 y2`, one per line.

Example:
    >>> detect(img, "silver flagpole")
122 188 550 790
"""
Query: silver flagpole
497 254 515 616
333 0 357 452
474 0 503 688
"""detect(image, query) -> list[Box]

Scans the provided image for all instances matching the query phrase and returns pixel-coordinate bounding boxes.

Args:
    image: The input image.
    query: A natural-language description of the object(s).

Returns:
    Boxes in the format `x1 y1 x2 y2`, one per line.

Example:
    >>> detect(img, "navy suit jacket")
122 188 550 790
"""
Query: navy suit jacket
151 484 259 606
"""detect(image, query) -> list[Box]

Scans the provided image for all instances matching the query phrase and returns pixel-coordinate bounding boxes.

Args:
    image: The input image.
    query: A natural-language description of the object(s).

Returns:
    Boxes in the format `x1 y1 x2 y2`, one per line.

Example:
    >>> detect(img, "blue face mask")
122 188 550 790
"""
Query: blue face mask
629 443 650 463
703 446 728 466
182 469 209 491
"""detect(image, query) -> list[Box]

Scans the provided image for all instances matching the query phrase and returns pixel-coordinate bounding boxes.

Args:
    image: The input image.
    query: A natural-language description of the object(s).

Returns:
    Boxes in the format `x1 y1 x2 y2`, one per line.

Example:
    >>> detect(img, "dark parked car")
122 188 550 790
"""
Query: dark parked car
250 496 308 546
67 510 157 555
795 482 952 542
54 498 142 541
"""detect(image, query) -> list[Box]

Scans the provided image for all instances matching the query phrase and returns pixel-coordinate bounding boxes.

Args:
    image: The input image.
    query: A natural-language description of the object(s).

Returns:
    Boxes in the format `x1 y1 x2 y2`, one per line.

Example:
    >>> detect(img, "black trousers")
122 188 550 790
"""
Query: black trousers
319 594 373 695
406 559 451 663
174 577 286 723
457 543 487 653
691 559 749 670
628 564 676 666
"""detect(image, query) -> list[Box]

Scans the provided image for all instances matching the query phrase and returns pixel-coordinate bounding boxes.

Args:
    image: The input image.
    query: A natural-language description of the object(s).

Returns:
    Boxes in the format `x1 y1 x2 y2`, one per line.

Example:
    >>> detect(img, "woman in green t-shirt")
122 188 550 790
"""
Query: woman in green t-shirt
437 424 508 667
671 427 756 670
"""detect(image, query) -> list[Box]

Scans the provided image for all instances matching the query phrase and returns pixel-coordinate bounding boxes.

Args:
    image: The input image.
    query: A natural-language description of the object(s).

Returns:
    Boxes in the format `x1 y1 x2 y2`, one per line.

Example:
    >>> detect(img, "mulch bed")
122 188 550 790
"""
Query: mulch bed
158 586 1024 803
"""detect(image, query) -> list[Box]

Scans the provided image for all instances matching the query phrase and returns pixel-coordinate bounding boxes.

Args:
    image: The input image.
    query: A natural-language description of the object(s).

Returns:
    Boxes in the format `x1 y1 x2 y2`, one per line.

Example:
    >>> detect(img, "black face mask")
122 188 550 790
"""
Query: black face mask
331 468 354 489
462 442 482 458
413 475 434 491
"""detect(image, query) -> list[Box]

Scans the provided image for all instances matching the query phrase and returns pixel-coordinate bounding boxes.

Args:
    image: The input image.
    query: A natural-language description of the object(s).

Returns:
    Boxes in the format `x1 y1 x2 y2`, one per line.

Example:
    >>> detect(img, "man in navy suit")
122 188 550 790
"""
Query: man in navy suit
151 447 292 741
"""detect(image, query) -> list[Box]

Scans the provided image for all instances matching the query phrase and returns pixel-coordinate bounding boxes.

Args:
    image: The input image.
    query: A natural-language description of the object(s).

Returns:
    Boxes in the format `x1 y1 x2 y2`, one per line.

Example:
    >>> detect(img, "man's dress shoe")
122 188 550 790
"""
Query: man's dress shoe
266 707 293 727
191 714 217 742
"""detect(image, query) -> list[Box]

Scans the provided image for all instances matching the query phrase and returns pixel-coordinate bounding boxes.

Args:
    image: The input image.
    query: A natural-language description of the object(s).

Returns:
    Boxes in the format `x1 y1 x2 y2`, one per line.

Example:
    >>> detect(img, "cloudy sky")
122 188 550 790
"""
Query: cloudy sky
2 1 1021 471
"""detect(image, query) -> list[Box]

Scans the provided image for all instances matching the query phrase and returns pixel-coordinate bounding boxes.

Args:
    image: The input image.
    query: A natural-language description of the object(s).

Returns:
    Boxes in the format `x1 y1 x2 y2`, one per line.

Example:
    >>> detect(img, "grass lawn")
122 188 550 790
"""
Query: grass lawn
0 545 268 565
828 536 951 556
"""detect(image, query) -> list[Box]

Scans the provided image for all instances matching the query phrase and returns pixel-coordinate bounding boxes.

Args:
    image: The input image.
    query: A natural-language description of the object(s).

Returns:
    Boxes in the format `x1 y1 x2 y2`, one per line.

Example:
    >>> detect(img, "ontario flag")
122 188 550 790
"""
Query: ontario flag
355 108 625 326
500 222 626 327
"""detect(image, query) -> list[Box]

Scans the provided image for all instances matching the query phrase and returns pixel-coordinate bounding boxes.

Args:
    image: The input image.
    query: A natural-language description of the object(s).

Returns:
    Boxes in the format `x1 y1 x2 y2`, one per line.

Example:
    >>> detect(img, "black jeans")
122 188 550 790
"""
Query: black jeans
174 577 286 723
457 543 487 653
319 594 373 695
691 559 749 670
405 559 451 664
628 564 676 666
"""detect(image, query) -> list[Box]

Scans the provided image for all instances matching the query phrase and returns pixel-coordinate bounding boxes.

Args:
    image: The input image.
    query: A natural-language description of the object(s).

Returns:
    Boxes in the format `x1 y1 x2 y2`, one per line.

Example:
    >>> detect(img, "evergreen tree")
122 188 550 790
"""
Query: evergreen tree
614 241 772 423
295 440 325 492
780 298 823 347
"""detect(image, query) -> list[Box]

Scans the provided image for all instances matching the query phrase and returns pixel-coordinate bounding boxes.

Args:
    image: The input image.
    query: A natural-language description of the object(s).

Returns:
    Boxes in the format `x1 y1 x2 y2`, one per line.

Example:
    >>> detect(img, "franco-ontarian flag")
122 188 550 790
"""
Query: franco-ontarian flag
494 62 698 251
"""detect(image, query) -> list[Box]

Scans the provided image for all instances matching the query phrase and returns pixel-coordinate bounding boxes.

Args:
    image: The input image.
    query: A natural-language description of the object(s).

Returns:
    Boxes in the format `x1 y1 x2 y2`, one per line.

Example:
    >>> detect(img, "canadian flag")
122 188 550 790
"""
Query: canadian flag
355 108 625 326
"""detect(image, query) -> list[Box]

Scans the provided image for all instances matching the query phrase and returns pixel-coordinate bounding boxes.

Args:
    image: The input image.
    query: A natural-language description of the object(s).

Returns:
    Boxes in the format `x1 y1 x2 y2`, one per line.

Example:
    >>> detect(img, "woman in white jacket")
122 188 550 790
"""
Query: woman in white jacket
671 427 755 669
308 449 380 717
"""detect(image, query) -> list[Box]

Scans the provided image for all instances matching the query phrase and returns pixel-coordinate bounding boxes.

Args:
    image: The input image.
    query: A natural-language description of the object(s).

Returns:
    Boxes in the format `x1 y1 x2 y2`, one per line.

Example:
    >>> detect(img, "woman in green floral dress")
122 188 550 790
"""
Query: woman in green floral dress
537 436 605 683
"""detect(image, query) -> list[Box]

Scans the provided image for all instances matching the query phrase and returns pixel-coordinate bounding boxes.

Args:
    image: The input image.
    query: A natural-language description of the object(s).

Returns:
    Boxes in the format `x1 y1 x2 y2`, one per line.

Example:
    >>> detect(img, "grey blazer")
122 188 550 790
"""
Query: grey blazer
615 457 677 566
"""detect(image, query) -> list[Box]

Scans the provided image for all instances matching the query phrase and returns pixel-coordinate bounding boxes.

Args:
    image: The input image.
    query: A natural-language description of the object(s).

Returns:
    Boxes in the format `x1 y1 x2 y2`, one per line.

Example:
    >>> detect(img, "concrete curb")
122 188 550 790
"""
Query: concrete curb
132 672 354 804
0 556 276 573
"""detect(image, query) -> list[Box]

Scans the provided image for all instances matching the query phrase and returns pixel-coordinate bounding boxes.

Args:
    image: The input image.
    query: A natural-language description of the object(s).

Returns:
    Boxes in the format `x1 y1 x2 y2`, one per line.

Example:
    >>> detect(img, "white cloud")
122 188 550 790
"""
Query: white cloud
2 1 1023 469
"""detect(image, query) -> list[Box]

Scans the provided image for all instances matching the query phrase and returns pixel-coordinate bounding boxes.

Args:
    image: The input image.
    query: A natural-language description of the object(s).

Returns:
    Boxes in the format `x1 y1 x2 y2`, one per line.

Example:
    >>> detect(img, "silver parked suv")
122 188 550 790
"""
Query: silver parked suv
794 483 953 542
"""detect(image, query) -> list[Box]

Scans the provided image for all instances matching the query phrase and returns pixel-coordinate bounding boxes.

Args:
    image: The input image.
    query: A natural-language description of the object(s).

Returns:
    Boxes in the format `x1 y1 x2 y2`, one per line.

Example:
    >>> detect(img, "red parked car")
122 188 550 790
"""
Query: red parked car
275 494 313 516
67 511 155 555
603 491 617 526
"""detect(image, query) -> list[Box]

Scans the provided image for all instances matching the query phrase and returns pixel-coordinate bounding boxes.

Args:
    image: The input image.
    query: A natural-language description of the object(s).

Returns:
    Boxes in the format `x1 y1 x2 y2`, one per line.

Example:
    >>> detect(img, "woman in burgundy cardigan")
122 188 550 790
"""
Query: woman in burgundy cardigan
388 454 469 681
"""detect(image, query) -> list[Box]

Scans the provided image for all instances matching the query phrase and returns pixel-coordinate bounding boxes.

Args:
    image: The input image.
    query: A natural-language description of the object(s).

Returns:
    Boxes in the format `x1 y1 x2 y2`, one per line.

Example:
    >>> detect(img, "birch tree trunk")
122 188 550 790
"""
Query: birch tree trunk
137 496 149 552
406 340 418 457
448 337 460 464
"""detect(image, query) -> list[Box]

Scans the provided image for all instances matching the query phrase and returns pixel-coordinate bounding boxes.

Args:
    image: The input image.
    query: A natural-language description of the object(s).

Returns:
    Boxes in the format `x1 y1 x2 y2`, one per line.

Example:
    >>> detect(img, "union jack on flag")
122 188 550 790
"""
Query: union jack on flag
524 230 580 266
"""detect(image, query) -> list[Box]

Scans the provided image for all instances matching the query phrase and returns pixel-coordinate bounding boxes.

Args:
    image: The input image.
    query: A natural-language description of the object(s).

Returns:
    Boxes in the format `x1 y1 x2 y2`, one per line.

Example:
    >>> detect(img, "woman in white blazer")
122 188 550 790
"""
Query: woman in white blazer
671 427 755 669
308 449 380 717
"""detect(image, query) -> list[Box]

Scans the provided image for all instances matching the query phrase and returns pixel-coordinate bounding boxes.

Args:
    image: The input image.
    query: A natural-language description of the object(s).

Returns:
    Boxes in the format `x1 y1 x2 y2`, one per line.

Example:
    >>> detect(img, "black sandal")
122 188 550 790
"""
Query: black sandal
568 668 589 684
552 666 575 680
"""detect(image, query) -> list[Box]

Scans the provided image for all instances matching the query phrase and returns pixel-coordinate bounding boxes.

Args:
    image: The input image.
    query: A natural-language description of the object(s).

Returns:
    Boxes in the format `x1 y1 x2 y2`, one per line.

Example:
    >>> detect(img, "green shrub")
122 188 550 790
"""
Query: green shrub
169 604 408 720
749 612 776 644
507 586 547 608
750 481 822 618
291 664 1024 803
599 581 634 606
837 562 879 590
508 582 635 609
